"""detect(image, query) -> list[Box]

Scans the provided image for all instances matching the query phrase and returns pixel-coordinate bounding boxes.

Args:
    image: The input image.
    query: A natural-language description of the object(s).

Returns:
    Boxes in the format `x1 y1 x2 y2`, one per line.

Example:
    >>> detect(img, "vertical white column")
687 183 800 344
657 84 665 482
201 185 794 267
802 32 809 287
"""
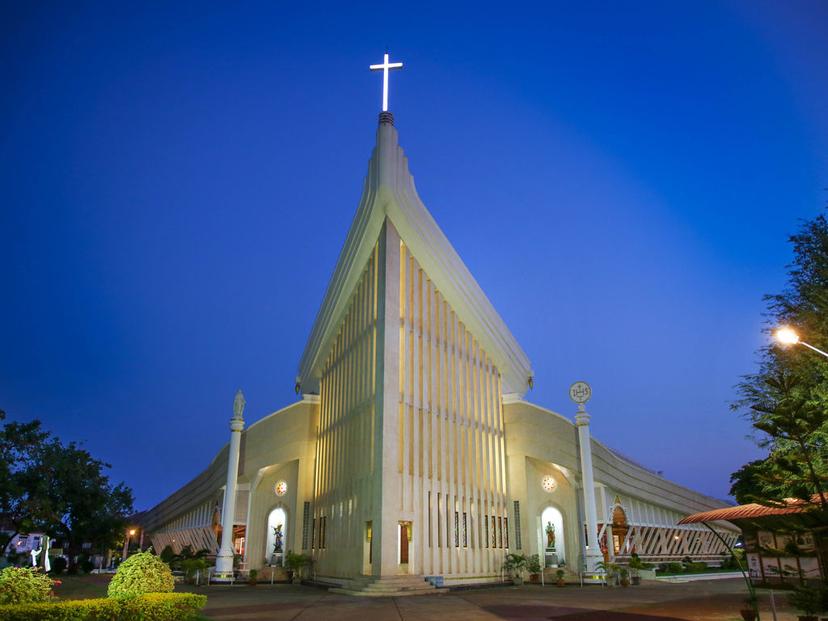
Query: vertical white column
575 404 601 572
373 219 402 577
215 389 246 579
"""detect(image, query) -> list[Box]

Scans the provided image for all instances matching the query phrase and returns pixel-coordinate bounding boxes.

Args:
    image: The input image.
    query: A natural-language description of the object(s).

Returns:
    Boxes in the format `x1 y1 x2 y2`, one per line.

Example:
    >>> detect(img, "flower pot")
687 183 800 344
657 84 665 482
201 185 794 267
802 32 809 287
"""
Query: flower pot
557 579 566 587
529 573 540 584
739 609 757 621
631 576 641 585
512 576 523 586
620 579 630 587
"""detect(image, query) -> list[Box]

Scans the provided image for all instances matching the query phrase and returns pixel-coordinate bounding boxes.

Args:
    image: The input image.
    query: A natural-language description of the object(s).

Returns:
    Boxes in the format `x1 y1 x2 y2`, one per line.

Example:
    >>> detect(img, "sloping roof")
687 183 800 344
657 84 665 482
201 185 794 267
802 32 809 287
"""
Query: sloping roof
297 117 533 395
678 495 828 525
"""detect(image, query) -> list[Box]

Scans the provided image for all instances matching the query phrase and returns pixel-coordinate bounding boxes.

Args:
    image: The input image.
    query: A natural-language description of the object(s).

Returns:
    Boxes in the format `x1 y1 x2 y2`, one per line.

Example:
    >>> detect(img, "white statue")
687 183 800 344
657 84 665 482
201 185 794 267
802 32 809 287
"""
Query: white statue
233 389 246 420
43 538 50 572
30 546 42 567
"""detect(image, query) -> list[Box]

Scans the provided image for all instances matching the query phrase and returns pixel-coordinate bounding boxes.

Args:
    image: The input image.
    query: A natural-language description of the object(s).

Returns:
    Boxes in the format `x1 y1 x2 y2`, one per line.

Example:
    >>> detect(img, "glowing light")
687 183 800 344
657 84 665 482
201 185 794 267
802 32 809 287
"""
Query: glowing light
128 529 136 536
774 326 800 345
369 52 404 112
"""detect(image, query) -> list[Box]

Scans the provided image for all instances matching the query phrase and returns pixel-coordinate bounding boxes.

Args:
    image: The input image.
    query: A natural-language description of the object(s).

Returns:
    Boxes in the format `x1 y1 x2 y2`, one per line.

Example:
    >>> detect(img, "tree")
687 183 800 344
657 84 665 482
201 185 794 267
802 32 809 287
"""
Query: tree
731 212 828 509
0 411 134 563
33 437 135 563
0 410 50 554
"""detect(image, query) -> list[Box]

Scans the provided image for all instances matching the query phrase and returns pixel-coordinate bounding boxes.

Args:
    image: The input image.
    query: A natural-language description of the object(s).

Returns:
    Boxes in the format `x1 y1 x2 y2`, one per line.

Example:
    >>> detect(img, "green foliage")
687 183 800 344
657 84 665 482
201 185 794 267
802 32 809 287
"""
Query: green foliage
283 551 313 579
555 569 565 580
179 558 209 582
248 569 258 584
788 585 826 615
0 567 54 605
0 411 135 564
502 553 529 577
666 562 684 573
0 592 206 621
731 212 828 508
526 554 541 574
686 562 709 573
107 552 174 598
48 558 66 576
165 546 210 573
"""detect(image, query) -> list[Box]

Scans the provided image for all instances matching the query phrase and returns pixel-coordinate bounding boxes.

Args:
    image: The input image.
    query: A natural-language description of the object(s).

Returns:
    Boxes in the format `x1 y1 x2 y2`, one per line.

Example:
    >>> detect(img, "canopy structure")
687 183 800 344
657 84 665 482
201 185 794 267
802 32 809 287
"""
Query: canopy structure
678 502 808 525
679 495 828 528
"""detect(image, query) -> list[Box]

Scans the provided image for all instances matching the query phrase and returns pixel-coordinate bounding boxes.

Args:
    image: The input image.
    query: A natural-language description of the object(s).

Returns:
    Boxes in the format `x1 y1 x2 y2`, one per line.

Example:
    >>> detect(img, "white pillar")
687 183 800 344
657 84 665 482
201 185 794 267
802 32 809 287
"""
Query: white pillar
575 404 602 572
215 389 246 579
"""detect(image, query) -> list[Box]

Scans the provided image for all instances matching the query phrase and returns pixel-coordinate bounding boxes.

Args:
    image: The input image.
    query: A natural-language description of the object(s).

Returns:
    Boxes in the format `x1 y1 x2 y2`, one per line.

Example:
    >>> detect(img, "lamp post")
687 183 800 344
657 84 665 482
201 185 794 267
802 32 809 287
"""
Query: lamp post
122 528 136 560
773 326 828 359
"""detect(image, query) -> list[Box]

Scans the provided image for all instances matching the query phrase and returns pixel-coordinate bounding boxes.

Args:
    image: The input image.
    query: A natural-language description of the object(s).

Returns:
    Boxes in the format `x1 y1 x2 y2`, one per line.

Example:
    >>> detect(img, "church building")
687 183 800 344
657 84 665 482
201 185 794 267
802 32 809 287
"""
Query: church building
139 56 737 591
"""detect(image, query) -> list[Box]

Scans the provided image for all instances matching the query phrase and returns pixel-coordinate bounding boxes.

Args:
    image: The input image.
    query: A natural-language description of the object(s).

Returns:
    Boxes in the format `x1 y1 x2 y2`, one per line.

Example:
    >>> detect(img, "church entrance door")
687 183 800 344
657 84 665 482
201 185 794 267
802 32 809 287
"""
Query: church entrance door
399 521 411 568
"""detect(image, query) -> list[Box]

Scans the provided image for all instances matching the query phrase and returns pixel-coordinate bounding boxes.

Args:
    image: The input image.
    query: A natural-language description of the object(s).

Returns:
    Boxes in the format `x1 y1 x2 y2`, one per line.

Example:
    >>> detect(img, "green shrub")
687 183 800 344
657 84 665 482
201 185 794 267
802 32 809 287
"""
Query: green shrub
789 586 825 615
666 562 684 573
180 558 209 583
0 592 207 620
49 558 67 576
159 545 175 566
0 567 54 605
107 552 174 598
686 562 709 573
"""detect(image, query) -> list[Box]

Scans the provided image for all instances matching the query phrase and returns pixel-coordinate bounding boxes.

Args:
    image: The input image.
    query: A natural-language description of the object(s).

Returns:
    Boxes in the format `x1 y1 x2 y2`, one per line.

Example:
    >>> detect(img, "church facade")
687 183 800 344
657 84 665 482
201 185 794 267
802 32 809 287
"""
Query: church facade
140 111 737 587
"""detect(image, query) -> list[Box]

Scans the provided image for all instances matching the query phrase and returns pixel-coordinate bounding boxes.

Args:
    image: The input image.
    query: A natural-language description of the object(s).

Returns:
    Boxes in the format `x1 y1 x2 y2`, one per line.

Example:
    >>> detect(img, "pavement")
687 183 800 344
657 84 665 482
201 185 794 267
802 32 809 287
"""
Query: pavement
182 578 799 621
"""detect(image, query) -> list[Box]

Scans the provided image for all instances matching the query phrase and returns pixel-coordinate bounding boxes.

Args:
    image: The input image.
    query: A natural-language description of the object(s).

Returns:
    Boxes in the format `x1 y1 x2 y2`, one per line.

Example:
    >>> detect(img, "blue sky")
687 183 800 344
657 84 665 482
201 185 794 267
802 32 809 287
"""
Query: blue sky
1 2 826 509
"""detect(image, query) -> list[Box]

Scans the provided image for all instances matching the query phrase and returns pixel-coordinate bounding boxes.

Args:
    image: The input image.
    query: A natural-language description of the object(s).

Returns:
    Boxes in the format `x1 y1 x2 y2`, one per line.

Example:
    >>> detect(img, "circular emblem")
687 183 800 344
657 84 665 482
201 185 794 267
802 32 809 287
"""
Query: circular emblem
542 475 558 493
274 481 287 497
569 381 592 405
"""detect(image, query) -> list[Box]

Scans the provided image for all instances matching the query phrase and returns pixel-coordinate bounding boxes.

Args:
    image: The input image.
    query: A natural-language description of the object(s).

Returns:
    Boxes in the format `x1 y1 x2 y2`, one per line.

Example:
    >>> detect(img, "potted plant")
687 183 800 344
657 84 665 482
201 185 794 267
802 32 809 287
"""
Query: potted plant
502 553 528 585
596 560 618 587
555 569 566 587
248 569 258 586
628 554 644 585
739 594 758 621
619 567 630 587
527 554 541 584
789 586 822 621
284 551 312 584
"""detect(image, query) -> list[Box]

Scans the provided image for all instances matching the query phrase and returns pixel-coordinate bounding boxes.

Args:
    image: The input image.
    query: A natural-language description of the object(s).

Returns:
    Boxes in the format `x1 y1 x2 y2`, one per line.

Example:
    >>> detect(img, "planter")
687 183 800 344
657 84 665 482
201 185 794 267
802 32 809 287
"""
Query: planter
529 573 540 584
739 610 757 621
557 579 566 587
620 579 630 588
512 576 524 586
631 576 641 586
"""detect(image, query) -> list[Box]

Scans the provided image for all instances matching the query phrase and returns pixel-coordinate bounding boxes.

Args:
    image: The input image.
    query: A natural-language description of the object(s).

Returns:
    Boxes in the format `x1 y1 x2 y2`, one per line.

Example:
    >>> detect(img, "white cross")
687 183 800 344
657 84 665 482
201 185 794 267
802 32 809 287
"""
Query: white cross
369 52 403 112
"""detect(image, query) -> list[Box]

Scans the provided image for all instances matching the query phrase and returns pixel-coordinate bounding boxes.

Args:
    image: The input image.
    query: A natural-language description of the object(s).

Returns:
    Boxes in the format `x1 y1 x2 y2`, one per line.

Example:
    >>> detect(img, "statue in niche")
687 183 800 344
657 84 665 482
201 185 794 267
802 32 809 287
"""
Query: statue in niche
546 522 556 550
272 524 283 554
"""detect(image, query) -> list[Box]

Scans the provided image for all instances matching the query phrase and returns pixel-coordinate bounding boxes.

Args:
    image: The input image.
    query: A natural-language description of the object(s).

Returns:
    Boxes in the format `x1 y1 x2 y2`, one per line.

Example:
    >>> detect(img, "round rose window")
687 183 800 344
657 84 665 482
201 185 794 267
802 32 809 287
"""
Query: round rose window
274 480 288 496
541 475 558 493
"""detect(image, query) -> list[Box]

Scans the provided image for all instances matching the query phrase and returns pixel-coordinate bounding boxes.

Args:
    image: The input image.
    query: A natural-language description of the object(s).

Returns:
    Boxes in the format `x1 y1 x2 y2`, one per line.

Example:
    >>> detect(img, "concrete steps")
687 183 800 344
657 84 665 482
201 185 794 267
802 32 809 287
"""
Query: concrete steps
330 575 439 597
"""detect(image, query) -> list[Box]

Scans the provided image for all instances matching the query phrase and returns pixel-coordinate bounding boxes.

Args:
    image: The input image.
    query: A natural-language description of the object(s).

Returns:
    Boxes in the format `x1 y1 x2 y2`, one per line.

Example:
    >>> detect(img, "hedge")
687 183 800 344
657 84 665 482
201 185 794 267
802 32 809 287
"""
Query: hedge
0 592 207 621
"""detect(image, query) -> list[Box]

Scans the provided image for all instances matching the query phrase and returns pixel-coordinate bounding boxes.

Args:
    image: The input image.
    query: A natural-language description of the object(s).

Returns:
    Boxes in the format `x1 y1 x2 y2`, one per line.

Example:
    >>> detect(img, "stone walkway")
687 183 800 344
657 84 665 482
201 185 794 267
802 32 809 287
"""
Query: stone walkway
183 578 796 621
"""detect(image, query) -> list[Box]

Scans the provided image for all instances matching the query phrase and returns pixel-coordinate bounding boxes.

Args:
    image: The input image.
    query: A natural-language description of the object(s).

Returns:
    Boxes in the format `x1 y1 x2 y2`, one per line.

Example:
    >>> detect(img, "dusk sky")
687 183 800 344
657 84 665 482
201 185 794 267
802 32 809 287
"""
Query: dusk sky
2 2 827 510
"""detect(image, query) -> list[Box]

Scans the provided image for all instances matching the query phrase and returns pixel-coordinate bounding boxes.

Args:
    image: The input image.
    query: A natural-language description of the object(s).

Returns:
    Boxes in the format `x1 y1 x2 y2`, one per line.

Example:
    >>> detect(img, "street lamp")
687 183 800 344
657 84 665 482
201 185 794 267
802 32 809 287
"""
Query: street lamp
773 326 828 359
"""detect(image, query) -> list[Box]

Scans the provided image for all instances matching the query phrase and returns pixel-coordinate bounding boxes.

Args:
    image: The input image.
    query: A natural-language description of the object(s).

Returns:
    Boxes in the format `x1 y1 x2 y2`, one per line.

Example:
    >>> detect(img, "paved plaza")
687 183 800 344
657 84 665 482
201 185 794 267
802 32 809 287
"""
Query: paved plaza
185 579 797 621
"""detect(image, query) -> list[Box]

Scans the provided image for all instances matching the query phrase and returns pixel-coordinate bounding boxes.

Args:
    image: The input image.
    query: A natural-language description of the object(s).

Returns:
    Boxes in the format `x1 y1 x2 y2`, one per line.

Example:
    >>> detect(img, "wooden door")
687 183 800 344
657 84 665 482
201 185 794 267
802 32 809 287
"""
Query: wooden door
400 523 409 564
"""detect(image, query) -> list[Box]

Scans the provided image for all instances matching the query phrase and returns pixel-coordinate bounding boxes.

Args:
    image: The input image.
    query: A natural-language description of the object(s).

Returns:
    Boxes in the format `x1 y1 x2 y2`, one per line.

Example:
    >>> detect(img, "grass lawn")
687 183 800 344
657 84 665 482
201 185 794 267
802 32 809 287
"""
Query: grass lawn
52 574 111 599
